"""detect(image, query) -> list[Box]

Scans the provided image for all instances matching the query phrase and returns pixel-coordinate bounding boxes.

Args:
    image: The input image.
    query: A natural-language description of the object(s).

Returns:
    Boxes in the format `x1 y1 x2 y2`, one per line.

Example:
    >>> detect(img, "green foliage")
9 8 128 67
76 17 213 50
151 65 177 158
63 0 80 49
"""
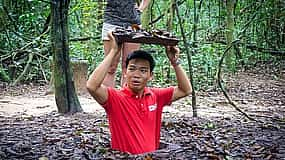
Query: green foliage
0 0 50 83
0 0 284 87
204 122 216 130
68 0 104 73
0 66 10 82
192 45 220 90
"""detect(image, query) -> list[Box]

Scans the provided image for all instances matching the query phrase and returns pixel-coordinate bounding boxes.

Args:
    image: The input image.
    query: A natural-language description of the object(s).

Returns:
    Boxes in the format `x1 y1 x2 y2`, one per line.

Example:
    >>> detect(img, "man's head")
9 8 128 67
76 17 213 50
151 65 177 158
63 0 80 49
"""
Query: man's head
124 50 155 94
126 50 155 72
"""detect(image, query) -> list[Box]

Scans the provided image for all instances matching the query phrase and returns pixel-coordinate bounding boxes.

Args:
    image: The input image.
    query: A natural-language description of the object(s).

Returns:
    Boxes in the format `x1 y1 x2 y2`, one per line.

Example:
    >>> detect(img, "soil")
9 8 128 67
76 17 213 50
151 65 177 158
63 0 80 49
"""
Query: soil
0 68 284 159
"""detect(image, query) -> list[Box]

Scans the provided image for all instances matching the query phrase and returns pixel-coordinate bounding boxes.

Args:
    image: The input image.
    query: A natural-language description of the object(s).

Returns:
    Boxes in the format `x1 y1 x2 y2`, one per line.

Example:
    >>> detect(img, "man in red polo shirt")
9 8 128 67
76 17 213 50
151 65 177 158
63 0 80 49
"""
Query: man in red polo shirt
86 32 192 154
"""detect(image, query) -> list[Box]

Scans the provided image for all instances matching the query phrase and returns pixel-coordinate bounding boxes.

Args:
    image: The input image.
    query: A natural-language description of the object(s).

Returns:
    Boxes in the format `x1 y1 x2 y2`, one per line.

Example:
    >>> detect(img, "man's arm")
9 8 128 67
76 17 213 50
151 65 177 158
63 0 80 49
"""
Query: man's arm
86 33 119 104
166 46 192 101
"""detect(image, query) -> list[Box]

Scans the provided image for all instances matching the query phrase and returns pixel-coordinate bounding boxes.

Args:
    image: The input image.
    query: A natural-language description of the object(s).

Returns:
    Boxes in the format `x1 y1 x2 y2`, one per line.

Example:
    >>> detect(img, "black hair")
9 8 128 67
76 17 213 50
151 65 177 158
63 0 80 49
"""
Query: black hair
126 50 155 72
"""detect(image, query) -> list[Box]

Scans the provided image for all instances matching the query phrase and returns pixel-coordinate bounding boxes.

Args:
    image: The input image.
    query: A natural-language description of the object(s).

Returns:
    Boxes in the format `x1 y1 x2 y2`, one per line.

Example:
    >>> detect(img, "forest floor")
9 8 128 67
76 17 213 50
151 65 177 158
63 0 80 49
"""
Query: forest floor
0 63 284 159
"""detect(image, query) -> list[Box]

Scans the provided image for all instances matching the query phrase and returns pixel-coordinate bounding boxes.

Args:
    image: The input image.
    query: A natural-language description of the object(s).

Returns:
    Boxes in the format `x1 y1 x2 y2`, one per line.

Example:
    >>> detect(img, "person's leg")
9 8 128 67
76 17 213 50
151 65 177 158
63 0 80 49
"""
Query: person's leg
102 41 121 87
121 42 140 86
101 23 121 88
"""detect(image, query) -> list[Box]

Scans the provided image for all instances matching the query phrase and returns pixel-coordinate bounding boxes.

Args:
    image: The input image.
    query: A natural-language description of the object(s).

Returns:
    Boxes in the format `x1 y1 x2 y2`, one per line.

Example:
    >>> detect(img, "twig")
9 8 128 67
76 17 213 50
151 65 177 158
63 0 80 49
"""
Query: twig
148 0 185 25
34 50 49 60
12 28 49 60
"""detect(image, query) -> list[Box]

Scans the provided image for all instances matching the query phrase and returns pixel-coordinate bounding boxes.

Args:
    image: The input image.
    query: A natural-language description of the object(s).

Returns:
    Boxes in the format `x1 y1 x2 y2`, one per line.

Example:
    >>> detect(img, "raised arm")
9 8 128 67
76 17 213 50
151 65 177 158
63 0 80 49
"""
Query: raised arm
86 32 120 104
166 46 192 101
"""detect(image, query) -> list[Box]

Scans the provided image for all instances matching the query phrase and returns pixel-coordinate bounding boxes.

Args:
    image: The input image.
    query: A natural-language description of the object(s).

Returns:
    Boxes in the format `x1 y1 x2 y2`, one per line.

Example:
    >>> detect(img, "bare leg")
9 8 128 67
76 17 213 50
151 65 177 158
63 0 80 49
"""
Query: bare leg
103 40 121 88
121 42 140 86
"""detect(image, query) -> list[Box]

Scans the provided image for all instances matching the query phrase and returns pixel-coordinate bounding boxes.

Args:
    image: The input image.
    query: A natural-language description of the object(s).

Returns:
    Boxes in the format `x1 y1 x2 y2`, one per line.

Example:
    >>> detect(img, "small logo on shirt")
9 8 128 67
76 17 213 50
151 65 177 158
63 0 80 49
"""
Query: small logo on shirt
148 104 157 111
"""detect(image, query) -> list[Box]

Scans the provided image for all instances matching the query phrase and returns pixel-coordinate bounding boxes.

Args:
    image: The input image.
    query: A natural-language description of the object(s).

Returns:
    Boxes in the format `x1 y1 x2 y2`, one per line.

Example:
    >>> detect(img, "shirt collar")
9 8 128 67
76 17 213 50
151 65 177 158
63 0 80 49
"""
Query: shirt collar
121 85 152 98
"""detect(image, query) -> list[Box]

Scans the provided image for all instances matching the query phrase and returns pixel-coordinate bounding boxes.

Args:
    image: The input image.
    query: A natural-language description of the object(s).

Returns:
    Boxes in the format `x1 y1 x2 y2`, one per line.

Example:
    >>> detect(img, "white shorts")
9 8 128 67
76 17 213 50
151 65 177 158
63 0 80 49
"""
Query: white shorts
101 23 123 41
101 23 141 41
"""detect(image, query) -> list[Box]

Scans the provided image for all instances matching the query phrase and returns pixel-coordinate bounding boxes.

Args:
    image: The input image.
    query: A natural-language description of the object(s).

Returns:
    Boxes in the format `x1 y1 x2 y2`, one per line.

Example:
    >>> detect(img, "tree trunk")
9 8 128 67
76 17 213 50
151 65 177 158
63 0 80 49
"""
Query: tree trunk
225 0 235 65
51 0 82 113
175 1 197 117
193 0 197 46
191 0 198 117
166 0 175 32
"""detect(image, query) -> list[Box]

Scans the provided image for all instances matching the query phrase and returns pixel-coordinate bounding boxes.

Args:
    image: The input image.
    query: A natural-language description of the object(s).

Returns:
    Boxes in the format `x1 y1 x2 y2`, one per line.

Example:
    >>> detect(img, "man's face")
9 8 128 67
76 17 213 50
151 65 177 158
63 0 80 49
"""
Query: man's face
125 58 153 94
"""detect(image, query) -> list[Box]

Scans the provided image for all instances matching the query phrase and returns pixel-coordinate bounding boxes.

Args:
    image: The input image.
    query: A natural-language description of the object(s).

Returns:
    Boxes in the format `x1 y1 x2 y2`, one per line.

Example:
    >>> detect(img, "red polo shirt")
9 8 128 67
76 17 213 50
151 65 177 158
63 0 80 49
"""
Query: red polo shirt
102 86 174 154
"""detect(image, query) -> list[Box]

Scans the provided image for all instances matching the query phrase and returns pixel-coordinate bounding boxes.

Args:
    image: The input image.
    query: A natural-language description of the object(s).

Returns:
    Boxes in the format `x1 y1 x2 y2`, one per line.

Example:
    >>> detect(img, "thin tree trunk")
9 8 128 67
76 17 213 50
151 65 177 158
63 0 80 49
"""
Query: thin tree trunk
193 0 197 45
175 1 197 117
165 0 175 82
225 0 235 65
51 0 82 113
166 0 174 32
